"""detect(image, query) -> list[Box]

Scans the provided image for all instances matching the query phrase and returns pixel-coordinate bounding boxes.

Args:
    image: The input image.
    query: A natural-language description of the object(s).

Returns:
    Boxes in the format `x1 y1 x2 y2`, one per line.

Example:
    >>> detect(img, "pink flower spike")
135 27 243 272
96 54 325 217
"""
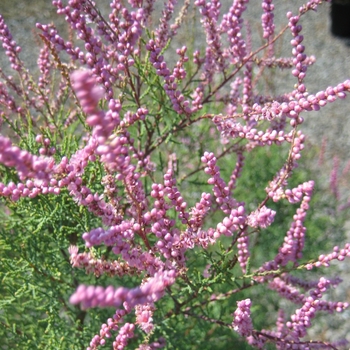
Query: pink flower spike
232 299 253 337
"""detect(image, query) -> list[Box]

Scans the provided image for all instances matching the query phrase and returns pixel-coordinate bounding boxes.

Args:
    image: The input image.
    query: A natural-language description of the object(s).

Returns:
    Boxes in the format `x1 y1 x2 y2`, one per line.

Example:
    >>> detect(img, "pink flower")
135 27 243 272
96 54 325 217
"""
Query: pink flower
232 299 253 337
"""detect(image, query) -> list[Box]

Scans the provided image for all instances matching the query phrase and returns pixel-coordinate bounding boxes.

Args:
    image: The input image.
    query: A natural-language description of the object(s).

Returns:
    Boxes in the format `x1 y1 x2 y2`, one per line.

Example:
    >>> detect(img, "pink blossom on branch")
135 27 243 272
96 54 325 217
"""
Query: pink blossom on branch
232 298 253 337
286 277 349 339
70 269 176 309
0 136 55 182
261 0 275 40
135 303 155 334
247 205 276 229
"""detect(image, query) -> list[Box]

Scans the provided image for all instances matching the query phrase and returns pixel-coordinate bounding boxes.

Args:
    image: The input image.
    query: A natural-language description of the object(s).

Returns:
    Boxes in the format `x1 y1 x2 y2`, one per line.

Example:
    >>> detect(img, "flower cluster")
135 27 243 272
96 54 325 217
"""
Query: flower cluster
0 14 23 72
247 205 276 229
146 39 192 115
286 277 348 339
232 299 253 337
70 269 176 309
0 0 350 349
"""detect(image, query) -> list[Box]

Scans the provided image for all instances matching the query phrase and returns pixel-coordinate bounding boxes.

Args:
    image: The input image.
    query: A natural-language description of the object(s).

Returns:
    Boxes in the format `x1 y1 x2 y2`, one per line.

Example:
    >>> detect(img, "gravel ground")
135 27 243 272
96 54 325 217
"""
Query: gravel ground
0 0 349 345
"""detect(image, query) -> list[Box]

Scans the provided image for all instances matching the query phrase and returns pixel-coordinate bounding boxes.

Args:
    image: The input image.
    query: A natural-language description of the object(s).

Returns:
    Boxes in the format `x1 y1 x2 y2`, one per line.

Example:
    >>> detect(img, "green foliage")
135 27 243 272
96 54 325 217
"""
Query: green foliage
0 134 136 348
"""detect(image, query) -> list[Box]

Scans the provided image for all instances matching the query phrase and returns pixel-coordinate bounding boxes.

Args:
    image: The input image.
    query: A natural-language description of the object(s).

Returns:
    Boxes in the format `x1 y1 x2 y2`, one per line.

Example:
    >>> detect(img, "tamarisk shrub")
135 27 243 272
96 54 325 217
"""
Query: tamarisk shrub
1 0 350 348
